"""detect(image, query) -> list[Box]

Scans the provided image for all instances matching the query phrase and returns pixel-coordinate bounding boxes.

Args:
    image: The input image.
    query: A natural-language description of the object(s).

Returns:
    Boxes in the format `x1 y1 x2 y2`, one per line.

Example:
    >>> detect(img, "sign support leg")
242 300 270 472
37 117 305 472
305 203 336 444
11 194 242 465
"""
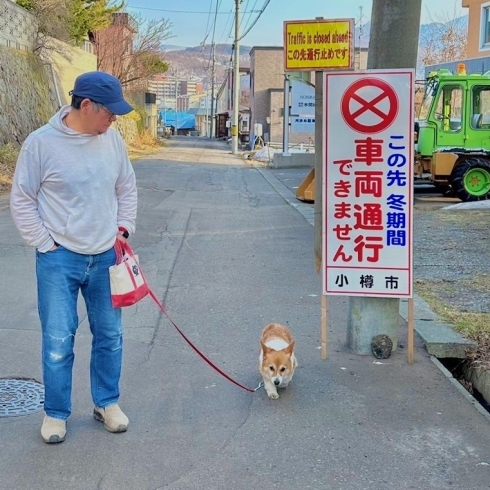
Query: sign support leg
321 294 328 360
407 297 414 364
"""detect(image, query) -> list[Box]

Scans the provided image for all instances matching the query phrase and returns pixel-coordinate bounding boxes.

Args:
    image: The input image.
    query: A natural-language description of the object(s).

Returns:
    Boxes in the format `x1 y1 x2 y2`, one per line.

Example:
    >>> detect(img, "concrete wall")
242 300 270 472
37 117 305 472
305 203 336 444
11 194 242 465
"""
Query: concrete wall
250 47 284 143
0 0 37 52
41 38 97 105
250 46 317 147
0 46 58 146
270 152 315 169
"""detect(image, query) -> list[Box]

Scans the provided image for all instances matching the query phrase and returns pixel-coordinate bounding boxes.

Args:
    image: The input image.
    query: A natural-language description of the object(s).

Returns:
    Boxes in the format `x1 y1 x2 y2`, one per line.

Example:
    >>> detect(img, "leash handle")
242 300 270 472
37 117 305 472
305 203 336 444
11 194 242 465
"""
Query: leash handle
148 289 256 393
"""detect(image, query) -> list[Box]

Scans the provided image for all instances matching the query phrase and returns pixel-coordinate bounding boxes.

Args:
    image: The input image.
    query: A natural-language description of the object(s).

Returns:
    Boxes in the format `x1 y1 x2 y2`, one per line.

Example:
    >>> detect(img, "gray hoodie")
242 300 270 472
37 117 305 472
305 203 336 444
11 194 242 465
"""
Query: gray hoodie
10 106 137 254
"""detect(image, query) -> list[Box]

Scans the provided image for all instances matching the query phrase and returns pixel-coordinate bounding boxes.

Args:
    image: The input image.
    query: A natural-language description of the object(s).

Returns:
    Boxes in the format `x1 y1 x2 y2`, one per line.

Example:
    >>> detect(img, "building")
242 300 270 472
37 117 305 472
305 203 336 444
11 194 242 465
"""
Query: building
148 75 181 109
249 47 283 145
180 80 204 96
215 67 251 139
91 13 136 85
424 1 490 76
249 45 369 149
463 0 490 58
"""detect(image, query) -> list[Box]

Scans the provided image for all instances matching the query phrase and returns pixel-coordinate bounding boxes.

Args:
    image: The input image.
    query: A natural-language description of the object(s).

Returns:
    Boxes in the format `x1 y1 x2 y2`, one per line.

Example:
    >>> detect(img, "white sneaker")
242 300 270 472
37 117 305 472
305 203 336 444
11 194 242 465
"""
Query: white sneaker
41 415 66 444
93 404 128 433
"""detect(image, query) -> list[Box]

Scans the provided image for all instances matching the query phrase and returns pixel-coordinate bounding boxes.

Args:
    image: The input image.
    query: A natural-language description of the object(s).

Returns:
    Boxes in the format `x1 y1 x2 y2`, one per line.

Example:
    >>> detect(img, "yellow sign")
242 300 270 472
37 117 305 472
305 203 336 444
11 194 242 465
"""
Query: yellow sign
284 19 354 71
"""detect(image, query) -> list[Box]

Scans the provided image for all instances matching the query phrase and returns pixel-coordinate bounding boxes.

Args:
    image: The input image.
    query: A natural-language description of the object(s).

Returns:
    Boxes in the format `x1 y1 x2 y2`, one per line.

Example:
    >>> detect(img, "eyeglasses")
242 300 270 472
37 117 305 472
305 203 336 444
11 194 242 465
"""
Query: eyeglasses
100 106 116 119
91 100 116 120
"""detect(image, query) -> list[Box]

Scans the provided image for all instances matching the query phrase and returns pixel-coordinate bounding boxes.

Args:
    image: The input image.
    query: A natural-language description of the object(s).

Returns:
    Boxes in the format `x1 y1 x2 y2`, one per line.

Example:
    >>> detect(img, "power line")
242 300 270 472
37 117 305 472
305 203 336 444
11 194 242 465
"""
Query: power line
240 0 258 36
125 5 260 14
238 0 271 41
216 10 234 45
202 0 214 43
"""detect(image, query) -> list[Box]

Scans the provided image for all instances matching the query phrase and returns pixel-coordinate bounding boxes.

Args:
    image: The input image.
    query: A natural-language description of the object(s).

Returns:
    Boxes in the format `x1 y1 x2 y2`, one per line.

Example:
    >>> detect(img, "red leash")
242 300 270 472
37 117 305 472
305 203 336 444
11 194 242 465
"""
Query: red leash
148 289 260 393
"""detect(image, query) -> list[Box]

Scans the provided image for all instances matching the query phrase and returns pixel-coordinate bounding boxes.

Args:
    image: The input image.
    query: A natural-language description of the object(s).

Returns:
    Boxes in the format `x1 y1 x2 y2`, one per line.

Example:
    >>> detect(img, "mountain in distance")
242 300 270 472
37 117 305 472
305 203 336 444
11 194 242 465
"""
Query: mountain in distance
354 15 468 49
162 44 188 52
162 43 252 86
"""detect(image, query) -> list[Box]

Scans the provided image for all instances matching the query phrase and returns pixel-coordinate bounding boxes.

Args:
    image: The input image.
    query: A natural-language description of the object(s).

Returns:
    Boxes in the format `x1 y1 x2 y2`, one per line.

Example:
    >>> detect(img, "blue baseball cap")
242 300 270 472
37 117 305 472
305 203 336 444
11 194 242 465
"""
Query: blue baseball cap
70 71 133 115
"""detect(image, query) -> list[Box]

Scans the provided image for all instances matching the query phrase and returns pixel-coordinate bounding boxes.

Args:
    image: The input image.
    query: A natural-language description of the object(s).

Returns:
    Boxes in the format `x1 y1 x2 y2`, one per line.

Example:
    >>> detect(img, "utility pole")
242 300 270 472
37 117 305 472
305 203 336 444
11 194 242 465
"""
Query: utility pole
231 0 241 154
210 42 216 138
205 85 209 137
175 74 179 135
346 0 422 355
358 6 363 69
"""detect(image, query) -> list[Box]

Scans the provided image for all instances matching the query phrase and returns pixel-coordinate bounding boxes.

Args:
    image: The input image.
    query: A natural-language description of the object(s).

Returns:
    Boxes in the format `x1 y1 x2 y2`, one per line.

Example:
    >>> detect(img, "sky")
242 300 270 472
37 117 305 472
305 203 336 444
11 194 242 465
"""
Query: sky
123 0 467 48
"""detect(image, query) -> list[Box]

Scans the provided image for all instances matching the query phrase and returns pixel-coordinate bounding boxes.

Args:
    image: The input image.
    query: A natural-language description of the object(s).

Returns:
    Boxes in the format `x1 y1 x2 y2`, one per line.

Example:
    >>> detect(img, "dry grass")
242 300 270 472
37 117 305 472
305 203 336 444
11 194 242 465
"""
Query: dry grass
127 130 165 160
0 133 165 194
0 143 19 194
415 277 490 368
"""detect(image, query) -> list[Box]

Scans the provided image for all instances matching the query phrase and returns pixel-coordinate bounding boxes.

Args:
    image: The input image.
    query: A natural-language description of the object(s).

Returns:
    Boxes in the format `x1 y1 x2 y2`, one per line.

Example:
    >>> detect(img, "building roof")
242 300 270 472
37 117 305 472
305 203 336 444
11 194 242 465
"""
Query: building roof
188 108 209 116
249 46 284 56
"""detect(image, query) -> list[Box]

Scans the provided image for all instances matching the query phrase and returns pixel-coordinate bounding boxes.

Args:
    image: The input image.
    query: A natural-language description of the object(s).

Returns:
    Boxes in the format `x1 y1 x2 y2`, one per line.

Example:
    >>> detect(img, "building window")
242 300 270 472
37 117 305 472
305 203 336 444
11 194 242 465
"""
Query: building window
482 3 490 48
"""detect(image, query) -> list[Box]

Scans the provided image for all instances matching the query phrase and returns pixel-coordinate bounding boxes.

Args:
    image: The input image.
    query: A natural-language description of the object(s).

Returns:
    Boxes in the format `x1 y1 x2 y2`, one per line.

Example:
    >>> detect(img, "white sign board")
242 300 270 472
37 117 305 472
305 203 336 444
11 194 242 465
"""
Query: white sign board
291 116 315 133
323 70 414 298
291 80 315 115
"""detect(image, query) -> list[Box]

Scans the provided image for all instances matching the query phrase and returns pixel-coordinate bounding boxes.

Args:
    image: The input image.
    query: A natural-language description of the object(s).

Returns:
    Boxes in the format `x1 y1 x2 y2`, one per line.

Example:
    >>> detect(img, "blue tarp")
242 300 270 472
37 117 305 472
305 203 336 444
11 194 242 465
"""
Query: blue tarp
160 110 195 130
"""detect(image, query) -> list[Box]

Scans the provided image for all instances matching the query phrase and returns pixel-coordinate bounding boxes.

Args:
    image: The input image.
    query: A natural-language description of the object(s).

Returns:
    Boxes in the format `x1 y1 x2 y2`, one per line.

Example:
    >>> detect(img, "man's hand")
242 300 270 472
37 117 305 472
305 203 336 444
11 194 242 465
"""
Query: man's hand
116 233 128 244
48 243 58 251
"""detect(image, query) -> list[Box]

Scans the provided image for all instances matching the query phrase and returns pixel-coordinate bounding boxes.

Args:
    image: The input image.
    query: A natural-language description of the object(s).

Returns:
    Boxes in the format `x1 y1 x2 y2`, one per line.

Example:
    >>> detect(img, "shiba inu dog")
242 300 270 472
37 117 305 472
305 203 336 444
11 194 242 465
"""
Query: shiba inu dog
259 323 298 399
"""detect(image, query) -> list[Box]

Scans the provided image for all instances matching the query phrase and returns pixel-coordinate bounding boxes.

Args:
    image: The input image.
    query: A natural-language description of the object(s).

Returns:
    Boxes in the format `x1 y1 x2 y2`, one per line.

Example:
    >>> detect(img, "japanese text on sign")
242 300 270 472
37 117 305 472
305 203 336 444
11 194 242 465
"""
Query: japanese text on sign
323 71 414 298
284 19 354 71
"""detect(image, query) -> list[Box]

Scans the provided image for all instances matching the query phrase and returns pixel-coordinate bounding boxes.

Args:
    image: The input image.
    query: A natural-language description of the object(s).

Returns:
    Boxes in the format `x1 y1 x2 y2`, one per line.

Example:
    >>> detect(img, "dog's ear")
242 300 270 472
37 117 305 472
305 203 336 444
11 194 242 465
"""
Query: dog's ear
284 341 295 354
261 341 271 353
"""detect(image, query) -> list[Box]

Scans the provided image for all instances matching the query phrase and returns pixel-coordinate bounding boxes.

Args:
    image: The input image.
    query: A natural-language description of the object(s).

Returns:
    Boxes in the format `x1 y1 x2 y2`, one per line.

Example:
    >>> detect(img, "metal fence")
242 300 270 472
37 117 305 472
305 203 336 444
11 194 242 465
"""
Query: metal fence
0 0 38 51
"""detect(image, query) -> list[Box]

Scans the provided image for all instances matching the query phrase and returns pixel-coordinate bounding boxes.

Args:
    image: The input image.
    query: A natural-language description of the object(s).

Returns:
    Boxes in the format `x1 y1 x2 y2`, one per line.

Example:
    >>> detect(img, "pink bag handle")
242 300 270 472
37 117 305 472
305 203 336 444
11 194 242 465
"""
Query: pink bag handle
114 238 134 264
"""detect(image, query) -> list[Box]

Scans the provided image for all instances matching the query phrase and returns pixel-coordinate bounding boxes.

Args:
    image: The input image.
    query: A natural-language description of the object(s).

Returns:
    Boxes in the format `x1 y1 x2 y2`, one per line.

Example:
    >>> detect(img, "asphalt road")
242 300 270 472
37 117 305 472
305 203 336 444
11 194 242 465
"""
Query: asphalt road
1 137 490 490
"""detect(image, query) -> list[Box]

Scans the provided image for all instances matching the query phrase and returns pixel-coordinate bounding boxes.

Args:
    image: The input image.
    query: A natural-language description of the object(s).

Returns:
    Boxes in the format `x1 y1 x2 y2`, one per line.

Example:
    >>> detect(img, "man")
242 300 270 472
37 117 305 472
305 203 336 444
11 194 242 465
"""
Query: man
10 71 137 444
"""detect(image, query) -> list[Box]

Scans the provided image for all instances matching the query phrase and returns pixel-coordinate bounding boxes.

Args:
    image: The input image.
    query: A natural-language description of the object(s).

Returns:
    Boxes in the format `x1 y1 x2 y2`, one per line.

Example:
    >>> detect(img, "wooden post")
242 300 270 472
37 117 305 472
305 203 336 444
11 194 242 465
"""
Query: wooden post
407 297 414 364
321 294 328 360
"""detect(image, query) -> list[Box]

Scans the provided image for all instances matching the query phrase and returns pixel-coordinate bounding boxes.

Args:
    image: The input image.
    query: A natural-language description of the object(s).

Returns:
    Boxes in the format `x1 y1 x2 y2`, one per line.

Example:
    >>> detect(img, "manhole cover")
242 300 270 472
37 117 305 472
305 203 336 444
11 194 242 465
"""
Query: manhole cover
0 378 44 417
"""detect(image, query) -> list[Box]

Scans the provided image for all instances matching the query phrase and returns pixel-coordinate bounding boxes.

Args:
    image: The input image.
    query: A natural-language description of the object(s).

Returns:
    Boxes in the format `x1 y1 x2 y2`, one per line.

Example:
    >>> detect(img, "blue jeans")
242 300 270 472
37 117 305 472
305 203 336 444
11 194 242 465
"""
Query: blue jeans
36 245 122 420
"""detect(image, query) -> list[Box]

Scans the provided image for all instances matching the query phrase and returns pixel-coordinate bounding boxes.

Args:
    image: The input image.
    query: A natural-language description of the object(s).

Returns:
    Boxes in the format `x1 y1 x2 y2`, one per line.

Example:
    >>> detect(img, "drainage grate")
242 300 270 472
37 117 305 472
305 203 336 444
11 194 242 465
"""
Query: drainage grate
0 378 44 417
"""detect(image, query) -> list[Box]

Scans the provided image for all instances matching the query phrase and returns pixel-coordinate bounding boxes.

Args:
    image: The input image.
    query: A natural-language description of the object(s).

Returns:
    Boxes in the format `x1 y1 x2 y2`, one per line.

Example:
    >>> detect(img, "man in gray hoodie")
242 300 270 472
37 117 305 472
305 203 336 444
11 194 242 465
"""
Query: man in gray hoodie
10 71 138 443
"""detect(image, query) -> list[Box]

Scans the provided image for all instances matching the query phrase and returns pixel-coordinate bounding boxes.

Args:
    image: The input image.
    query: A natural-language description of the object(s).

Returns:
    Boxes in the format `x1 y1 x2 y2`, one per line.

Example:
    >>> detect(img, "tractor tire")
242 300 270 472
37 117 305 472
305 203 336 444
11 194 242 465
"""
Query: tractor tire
433 183 454 197
450 157 490 202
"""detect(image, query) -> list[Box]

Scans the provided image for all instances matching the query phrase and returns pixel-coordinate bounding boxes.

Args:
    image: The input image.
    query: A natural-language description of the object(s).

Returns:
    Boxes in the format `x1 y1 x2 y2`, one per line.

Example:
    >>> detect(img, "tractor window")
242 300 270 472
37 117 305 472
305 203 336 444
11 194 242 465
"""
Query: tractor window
434 85 463 132
417 78 438 120
472 86 490 129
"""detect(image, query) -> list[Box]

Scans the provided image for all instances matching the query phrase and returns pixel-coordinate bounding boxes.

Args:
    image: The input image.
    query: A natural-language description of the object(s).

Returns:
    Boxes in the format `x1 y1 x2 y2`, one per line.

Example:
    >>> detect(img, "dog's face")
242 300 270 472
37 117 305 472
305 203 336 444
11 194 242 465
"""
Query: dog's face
260 341 295 387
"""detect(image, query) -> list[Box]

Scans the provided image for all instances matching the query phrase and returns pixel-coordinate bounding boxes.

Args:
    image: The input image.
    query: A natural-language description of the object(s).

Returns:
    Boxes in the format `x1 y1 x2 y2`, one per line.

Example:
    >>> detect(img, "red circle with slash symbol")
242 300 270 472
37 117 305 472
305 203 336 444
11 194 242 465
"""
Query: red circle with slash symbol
340 77 399 134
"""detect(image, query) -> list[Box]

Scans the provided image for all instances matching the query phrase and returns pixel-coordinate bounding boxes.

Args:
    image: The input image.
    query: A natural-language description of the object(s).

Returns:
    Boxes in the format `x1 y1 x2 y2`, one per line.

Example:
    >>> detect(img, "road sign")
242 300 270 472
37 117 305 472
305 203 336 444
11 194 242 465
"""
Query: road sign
290 79 315 133
291 80 315 116
323 70 414 298
284 19 354 71
291 116 315 133
341 78 399 134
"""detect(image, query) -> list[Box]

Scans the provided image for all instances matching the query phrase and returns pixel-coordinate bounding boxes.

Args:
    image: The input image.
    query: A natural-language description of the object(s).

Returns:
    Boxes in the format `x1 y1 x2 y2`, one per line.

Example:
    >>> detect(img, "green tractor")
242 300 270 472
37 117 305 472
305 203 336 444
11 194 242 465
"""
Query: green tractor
416 63 490 201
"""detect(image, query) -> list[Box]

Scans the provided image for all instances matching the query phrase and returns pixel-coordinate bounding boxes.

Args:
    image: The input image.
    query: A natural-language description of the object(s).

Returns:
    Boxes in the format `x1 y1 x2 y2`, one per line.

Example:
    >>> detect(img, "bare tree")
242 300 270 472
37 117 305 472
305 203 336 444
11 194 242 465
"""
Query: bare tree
419 7 468 67
92 13 173 88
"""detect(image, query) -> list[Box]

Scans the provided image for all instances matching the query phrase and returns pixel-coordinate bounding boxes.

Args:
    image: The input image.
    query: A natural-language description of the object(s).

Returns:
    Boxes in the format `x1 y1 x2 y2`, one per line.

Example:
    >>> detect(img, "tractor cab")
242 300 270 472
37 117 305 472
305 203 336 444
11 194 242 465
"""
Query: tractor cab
415 64 490 201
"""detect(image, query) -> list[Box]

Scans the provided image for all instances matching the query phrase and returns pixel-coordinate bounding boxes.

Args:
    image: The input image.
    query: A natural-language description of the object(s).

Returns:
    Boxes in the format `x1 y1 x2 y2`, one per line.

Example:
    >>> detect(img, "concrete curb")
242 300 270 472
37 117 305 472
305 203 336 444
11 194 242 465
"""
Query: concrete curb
252 164 314 226
430 356 490 422
399 296 477 358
